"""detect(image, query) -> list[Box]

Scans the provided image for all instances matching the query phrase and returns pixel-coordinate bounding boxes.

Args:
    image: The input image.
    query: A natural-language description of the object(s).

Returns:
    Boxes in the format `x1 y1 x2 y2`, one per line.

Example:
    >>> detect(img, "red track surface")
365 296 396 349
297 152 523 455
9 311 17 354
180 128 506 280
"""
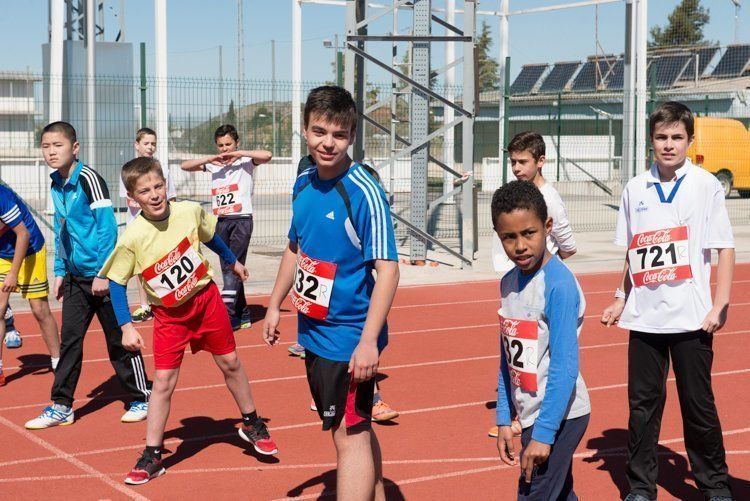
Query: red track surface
1 266 749 500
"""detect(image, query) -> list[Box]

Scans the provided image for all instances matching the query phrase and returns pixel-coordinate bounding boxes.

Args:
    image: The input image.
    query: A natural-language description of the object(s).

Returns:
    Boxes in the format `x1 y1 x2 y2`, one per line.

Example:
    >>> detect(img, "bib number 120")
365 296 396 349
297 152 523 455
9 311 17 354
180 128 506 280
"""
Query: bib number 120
159 256 196 290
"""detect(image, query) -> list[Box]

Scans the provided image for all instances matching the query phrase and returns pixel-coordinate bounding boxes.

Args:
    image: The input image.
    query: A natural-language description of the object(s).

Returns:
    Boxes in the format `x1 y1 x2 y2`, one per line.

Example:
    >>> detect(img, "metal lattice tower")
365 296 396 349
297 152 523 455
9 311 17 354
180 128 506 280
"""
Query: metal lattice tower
344 0 477 267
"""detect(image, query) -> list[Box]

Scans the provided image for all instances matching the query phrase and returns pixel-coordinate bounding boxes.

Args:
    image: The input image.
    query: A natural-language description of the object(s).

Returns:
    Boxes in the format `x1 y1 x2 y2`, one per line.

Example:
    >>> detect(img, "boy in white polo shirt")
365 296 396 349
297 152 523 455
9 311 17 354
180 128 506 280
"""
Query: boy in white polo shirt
181 124 272 330
601 102 734 501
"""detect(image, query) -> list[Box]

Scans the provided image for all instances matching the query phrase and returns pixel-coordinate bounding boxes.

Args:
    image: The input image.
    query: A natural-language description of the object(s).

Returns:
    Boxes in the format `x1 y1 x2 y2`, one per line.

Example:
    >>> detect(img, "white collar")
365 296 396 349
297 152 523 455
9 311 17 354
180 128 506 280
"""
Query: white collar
646 159 693 184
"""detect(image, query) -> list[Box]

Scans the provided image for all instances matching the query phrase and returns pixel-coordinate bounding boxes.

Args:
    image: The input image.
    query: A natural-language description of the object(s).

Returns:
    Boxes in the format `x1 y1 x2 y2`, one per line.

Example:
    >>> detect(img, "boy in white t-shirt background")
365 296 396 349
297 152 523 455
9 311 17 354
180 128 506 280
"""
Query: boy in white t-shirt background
601 102 735 501
119 128 177 323
181 124 272 330
491 131 577 275
489 131 577 439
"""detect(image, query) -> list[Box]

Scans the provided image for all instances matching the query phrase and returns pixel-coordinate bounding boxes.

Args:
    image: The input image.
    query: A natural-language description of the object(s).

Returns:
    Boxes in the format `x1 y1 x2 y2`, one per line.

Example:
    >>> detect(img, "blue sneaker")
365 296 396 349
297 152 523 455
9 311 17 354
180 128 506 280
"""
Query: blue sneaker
25 405 74 429
4 329 22 349
121 401 148 423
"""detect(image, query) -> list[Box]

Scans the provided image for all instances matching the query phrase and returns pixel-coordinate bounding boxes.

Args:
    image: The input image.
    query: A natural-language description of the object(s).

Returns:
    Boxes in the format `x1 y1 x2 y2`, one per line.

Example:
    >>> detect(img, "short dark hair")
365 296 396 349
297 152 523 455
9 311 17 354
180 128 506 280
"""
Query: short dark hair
491 180 548 227
507 131 545 161
135 127 157 142
214 124 239 142
42 121 77 144
304 86 357 131
649 101 694 139
121 156 165 193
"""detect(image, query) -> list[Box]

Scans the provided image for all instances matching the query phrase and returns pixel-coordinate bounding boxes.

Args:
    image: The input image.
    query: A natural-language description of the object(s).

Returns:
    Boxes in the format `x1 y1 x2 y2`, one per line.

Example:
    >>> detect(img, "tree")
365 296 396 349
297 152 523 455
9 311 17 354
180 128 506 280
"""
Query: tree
225 100 237 125
650 0 711 48
476 20 499 92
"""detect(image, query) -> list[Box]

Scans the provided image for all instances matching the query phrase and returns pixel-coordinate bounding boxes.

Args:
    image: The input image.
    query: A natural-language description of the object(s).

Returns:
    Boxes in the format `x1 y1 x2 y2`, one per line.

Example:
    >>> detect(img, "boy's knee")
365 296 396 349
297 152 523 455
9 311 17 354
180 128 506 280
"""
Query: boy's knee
217 352 241 372
153 370 178 390
29 300 50 319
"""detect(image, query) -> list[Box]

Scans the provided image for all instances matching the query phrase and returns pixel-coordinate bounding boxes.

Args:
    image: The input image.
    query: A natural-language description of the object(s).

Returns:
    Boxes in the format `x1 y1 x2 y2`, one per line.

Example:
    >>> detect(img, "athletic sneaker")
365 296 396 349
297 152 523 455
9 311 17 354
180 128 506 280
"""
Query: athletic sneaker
231 317 252 331
310 399 317 411
25 405 74 429
288 343 306 358
131 306 153 323
121 401 149 423
371 400 399 422
4 329 22 349
124 451 165 485
238 419 278 455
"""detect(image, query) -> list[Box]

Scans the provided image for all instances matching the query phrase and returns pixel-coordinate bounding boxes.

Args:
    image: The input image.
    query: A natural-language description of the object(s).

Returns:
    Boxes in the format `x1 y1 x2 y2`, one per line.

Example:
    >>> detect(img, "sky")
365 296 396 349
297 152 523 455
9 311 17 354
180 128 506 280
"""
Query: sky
0 0 747 84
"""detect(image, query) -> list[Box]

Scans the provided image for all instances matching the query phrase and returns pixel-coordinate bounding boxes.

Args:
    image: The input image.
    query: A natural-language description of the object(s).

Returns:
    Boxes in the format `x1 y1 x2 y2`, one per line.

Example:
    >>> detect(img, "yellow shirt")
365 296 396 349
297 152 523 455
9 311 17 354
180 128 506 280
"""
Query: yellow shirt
101 201 217 307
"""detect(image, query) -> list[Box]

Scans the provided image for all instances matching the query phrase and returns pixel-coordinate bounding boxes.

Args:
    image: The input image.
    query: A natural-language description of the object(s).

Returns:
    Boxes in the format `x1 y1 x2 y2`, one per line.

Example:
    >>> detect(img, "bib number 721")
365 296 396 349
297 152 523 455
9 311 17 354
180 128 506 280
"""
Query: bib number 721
628 226 692 287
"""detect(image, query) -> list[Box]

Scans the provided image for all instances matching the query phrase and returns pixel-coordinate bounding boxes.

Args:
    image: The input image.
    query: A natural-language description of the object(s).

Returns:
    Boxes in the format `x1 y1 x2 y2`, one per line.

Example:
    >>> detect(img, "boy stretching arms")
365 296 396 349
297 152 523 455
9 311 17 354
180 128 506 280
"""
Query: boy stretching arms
119 127 177 323
181 126 272 330
26 122 151 429
601 102 734 501
0 184 60 385
493 180 590 500
103 157 277 485
264 86 399 500
489 131 577 439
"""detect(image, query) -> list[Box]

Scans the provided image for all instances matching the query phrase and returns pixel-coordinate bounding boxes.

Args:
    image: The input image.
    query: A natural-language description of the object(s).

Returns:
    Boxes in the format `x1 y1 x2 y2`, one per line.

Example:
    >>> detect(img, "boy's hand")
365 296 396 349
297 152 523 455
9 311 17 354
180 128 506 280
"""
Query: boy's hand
601 299 626 327
496 425 518 466
54 276 65 302
521 439 551 484
2 271 18 292
121 324 146 352
701 304 728 334
218 151 243 164
349 339 379 382
92 277 110 296
262 307 281 346
232 261 249 281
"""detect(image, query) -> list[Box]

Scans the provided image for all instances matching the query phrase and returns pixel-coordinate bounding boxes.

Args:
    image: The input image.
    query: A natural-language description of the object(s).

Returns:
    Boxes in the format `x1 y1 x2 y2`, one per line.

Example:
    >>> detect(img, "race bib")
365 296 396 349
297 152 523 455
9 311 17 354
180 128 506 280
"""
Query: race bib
499 313 539 392
291 251 337 321
212 184 242 215
628 226 692 287
142 237 207 306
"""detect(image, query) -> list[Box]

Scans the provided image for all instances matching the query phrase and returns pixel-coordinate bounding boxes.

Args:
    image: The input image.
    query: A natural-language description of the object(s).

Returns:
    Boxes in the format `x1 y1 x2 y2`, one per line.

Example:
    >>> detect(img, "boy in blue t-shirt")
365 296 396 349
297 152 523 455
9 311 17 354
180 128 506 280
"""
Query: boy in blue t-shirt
263 86 399 500
493 180 590 500
0 185 60 385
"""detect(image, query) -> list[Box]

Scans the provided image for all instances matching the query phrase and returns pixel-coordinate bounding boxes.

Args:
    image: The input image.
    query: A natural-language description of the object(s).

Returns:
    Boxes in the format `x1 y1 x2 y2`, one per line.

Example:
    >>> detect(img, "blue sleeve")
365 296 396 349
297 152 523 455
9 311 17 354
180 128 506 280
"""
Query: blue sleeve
92 206 118 273
0 194 22 229
109 281 132 327
204 234 237 264
351 169 397 262
496 348 515 426
532 273 582 444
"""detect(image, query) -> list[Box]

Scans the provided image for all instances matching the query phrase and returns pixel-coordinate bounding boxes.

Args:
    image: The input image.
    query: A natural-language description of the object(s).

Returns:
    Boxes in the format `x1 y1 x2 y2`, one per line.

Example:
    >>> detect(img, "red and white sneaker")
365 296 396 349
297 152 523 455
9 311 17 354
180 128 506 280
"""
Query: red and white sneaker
124 451 165 485
238 419 278 455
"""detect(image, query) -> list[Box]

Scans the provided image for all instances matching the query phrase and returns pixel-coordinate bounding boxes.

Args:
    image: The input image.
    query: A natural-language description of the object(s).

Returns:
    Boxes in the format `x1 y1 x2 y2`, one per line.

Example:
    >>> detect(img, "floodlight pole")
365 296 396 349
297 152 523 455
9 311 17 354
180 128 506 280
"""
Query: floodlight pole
155 0 168 164
443 0 455 199
497 0 509 185
622 0 636 181
634 0 648 173
86 0 96 165
49 0 65 123
292 0 302 163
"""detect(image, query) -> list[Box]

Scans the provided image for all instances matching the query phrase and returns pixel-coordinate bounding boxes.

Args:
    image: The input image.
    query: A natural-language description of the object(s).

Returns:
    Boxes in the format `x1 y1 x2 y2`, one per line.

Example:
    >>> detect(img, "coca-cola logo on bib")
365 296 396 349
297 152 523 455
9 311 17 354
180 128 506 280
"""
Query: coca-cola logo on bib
501 318 521 337
297 256 320 274
154 249 181 275
636 229 674 247
642 267 678 285
291 294 311 314
174 274 199 302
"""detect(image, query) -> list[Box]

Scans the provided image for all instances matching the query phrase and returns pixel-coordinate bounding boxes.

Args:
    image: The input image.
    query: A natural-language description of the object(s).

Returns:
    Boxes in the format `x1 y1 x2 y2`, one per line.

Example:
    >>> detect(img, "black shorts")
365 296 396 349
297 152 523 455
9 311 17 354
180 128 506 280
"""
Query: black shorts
304 350 375 431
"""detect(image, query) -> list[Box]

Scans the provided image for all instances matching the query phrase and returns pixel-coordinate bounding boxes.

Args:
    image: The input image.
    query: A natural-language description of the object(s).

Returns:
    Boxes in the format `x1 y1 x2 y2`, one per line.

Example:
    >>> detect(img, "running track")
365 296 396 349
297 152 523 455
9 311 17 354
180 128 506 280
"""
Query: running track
1 266 749 500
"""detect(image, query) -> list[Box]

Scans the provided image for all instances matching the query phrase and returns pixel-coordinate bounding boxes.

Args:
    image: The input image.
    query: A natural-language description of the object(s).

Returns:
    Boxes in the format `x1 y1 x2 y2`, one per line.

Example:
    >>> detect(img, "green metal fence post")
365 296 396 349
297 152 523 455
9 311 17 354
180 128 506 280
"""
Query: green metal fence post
704 95 709 116
501 56 511 185
556 92 562 181
648 63 656 165
140 42 147 128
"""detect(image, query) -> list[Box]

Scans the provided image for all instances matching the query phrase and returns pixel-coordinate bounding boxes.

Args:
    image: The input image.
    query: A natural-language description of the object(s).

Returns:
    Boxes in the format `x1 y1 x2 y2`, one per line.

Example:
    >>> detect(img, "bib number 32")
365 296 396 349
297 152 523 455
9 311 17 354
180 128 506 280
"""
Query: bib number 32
291 251 337 321
499 314 539 392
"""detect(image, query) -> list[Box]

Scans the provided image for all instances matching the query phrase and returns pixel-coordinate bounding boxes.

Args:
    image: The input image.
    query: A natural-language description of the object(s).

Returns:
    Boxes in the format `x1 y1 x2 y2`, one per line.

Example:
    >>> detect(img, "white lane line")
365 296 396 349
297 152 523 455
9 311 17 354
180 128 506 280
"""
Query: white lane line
0 415 148 500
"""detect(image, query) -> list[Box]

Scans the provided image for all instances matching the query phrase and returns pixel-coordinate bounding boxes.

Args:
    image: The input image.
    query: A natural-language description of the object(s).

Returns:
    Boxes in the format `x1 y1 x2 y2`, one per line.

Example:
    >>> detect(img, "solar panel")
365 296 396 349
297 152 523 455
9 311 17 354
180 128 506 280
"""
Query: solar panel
510 64 547 95
679 46 719 80
604 59 624 90
647 54 691 89
538 62 580 94
571 56 618 92
711 44 750 78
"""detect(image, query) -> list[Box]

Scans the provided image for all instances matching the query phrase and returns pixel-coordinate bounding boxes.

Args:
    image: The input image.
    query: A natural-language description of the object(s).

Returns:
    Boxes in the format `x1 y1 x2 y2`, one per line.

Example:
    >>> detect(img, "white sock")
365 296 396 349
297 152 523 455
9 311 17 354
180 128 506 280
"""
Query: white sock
51 357 59 370
0 359 3 373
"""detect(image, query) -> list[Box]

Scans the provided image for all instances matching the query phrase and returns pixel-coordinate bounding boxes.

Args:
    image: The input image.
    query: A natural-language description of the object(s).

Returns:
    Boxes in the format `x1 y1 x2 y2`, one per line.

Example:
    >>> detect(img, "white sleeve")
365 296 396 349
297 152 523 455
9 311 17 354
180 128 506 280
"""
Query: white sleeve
118 176 127 199
545 189 576 253
703 181 734 249
614 184 630 247
164 165 178 200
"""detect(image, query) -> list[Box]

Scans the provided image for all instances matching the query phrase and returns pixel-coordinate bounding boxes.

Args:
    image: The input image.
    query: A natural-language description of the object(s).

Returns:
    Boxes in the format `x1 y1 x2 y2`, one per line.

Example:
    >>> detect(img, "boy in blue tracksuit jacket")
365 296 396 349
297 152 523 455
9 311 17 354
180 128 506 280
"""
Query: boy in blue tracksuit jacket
25 122 152 430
